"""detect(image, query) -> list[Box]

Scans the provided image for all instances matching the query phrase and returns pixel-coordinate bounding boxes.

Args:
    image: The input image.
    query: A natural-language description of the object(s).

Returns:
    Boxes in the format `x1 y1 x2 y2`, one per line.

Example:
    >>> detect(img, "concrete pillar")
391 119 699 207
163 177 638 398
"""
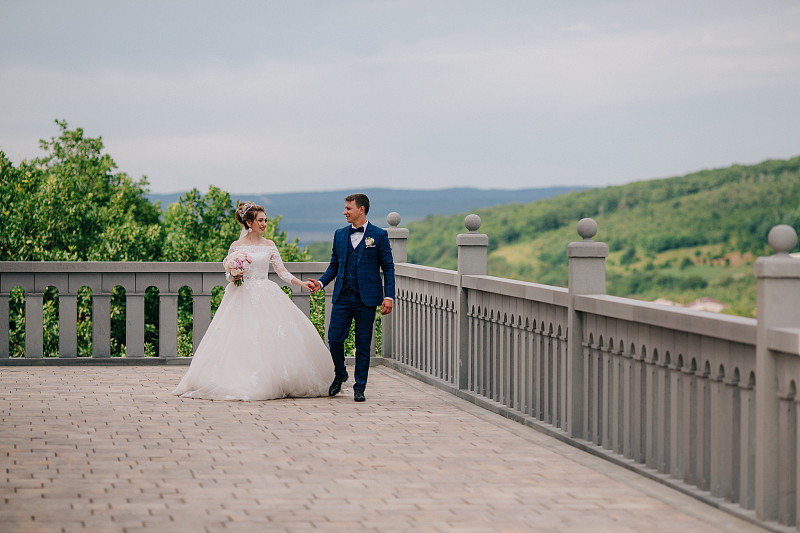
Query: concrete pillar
92 293 111 357
193 294 212 354
58 294 78 358
159 293 179 358
755 224 800 521
457 214 488 390
125 293 146 357
567 218 608 438
386 212 408 263
384 212 408 358
0 292 10 358
24 292 44 358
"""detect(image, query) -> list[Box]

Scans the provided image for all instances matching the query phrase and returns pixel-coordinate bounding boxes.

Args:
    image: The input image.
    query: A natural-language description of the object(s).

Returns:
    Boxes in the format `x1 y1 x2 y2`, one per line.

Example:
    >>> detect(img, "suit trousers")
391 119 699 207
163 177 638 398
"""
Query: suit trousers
327 287 376 391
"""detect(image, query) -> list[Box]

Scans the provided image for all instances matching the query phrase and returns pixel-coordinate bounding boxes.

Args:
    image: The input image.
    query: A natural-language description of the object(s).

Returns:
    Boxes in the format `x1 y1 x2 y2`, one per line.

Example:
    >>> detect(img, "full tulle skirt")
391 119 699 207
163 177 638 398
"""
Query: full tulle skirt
172 279 333 401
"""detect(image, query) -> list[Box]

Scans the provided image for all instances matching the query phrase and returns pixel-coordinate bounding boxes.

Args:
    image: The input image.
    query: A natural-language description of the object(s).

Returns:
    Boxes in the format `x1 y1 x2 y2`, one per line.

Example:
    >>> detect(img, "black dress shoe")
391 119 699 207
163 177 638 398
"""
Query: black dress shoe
329 374 348 396
354 390 365 402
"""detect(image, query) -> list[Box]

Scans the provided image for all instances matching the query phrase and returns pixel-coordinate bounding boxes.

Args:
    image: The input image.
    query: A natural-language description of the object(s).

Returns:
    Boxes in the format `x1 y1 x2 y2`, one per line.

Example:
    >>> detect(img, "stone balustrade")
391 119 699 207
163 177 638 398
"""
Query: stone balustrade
380 216 800 531
2 215 800 531
0 261 332 361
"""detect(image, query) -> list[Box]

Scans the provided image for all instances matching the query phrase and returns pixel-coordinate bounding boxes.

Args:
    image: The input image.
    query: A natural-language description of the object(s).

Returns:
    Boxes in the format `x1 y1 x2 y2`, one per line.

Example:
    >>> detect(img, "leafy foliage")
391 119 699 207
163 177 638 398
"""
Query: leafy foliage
1 120 163 262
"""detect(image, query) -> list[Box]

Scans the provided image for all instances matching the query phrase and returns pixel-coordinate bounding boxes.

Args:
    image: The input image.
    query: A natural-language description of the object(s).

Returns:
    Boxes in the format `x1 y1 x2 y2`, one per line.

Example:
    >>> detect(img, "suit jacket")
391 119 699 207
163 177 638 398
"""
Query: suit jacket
318 222 395 307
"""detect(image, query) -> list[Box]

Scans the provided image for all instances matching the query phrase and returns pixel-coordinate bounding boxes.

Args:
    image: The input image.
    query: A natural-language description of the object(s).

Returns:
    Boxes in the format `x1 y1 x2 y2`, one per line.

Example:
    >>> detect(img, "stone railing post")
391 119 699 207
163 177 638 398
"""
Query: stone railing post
566 218 608 439
457 214 488 389
383 212 409 359
386 212 408 263
754 224 800 521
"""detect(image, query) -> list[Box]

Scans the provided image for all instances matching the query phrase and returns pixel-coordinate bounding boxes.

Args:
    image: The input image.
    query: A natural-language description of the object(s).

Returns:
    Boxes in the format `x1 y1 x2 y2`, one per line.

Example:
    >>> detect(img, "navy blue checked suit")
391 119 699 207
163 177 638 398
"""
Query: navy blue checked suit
318 222 395 391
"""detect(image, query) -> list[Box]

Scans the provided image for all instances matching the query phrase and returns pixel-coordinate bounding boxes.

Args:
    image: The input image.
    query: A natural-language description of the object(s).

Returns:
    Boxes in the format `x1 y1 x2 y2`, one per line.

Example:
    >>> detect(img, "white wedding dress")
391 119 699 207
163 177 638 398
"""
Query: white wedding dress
172 244 333 401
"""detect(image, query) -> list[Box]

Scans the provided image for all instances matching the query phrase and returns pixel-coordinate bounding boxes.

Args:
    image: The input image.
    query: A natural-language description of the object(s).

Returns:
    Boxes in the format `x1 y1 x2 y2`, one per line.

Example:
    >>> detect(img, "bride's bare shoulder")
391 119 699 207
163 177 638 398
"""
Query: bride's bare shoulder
262 238 276 247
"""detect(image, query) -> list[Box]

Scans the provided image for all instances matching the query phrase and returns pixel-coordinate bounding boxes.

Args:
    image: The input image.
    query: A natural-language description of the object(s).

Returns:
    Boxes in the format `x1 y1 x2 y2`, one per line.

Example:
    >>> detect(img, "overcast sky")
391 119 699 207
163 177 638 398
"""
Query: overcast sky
1 1 799 194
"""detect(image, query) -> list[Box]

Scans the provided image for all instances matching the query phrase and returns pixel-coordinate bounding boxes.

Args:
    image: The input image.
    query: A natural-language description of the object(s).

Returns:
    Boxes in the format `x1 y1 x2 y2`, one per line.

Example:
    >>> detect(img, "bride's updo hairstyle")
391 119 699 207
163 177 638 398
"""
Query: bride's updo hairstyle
235 201 266 230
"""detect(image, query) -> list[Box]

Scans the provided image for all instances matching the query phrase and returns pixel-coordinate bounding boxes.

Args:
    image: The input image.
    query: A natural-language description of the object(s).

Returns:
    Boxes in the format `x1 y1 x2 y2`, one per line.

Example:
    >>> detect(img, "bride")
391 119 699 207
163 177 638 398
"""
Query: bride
172 201 334 400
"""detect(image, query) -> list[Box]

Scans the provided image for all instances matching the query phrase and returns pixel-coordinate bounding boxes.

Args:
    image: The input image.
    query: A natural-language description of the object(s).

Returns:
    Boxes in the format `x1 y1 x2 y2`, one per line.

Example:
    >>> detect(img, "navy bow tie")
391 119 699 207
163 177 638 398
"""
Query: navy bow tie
349 226 365 234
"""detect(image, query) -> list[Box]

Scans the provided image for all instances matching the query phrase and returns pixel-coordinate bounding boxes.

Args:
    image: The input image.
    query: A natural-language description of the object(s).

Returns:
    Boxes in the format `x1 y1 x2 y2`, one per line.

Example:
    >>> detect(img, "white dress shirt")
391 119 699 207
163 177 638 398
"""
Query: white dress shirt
350 221 368 248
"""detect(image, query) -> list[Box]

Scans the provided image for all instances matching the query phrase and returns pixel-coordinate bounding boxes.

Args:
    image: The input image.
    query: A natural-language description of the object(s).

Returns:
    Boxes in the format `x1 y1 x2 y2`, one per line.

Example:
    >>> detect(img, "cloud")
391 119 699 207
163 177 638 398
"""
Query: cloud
106 131 375 192
1 1 799 194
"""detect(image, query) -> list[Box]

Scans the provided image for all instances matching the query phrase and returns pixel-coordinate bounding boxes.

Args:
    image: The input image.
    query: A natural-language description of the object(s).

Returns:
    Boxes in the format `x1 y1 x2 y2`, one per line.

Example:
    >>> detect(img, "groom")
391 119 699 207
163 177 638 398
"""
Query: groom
309 194 395 402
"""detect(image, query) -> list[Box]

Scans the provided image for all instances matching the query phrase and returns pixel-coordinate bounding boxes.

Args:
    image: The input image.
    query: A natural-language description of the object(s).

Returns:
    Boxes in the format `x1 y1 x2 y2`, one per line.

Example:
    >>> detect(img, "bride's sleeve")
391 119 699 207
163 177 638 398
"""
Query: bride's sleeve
270 248 298 285
224 244 236 282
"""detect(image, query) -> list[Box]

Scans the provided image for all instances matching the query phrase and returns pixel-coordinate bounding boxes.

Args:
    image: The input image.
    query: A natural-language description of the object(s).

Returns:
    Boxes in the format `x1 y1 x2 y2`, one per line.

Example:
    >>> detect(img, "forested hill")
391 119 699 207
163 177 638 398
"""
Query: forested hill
405 156 800 317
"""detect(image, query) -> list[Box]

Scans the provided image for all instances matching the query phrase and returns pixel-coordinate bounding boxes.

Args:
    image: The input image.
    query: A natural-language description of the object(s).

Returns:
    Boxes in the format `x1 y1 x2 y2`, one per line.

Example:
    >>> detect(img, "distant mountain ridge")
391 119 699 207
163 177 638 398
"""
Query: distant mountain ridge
147 186 586 246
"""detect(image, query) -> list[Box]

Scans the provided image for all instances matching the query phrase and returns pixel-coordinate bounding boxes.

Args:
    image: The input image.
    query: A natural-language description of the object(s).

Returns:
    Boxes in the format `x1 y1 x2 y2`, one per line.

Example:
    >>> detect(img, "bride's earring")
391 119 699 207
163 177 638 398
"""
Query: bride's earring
247 227 252 233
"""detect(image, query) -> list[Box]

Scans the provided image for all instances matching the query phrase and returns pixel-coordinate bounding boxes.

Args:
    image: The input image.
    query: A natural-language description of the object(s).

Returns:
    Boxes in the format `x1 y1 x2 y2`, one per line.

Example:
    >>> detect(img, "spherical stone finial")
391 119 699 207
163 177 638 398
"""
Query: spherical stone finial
577 218 598 240
387 212 401 227
768 224 798 255
464 214 482 232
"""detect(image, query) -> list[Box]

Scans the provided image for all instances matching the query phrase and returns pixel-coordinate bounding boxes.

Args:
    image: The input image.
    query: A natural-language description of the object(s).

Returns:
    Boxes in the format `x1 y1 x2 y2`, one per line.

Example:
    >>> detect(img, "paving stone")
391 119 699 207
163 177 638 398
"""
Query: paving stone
1 366 770 532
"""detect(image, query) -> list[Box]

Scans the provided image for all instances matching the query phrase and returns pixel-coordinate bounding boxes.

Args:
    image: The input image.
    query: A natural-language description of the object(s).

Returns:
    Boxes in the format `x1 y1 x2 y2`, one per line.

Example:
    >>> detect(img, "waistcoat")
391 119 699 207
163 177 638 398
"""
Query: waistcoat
343 237 362 292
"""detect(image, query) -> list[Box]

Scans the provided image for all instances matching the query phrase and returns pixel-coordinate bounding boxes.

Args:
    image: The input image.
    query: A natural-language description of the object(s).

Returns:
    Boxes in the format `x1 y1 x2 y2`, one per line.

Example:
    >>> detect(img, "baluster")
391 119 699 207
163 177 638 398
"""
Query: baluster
160 292 179 358
126 292 146 357
557 326 567 429
656 357 670 473
623 349 635 459
58 293 78 358
498 312 507 405
613 350 626 455
0 291 11 358
682 364 697 485
603 344 614 449
524 320 533 417
92 293 111 357
632 351 646 464
513 319 522 411
24 291 44 358
709 370 727 498
739 376 756 509
668 359 683 478
645 352 658 469
193 294 211 354
697 363 711 492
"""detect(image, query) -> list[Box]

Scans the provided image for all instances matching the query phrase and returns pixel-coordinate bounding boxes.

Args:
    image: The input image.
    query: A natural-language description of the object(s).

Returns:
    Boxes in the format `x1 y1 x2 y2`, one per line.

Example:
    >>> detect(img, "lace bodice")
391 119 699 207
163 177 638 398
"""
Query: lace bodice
226 244 296 285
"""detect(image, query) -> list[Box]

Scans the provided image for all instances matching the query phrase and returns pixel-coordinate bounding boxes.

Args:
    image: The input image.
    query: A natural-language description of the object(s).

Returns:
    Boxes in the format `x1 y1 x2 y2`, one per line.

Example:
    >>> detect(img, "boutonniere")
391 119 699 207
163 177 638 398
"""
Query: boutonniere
365 237 375 247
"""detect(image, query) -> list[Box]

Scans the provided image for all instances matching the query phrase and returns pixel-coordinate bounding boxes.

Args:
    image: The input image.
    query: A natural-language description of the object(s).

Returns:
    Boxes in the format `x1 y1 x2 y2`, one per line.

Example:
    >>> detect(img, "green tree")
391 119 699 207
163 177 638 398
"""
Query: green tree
0 120 163 262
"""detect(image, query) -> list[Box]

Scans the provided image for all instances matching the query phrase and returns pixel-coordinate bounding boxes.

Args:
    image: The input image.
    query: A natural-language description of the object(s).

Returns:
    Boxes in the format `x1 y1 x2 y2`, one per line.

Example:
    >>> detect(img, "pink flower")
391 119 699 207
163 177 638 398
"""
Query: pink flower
223 251 253 286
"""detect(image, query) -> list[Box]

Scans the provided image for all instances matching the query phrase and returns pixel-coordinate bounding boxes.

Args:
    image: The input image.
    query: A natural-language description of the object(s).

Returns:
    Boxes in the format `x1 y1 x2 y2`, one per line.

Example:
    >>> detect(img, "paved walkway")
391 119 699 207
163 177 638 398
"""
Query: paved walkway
1 366 768 533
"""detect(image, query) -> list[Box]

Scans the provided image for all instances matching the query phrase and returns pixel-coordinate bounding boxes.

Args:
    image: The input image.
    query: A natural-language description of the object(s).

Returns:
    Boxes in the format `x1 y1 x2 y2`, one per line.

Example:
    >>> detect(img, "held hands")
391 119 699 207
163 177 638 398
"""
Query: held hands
300 279 318 292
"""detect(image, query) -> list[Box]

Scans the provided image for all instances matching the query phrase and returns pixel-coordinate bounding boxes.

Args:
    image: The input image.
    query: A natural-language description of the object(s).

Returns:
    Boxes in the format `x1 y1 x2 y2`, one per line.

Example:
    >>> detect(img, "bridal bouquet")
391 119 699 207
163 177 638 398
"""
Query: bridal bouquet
223 251 253 286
